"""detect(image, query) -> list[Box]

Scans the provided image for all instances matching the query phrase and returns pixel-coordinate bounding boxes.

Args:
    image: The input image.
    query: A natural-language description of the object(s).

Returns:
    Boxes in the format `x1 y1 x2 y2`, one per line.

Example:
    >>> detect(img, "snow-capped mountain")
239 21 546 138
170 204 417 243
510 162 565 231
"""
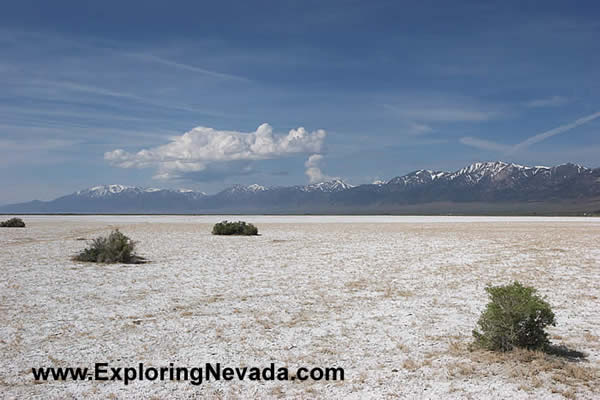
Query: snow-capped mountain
301 179 354 192
446 161 552 184
74 184 206 200
388 169 447 186
217 180 354 195
76 185 149 198
386 161 592 188
376 161 599 206
1 162 599 214
220 184 268 194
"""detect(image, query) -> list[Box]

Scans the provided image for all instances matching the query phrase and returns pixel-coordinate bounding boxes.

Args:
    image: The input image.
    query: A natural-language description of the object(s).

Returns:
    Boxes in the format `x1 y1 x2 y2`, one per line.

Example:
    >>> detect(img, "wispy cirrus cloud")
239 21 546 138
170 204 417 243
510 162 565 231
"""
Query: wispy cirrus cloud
0 138 80 167
105 123 327 179
459 137 510 152
383 98 500 145
384 104 497 122
26 79 228 117
406 122 434 135
525 95 569 108
0 138 78 151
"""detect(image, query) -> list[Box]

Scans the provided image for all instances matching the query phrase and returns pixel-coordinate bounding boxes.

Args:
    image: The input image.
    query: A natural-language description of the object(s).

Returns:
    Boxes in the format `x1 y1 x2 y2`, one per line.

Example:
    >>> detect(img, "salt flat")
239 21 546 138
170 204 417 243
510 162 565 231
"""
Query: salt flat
1 215 599 399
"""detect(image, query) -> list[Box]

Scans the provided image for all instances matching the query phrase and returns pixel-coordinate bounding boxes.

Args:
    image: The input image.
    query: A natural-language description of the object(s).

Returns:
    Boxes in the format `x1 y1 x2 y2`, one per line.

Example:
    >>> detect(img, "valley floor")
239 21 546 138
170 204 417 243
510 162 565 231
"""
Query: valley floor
1 216 599 399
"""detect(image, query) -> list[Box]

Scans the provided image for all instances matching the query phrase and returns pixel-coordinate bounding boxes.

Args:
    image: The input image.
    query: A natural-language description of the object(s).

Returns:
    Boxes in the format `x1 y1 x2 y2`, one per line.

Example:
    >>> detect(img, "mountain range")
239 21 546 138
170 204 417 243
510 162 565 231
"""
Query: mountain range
2 161 599 215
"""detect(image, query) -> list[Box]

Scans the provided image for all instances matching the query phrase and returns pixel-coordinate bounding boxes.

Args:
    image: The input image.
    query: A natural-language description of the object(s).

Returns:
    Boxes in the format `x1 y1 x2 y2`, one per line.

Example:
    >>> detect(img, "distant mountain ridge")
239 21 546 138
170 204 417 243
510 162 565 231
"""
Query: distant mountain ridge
75 184 207 199
2 161 599 214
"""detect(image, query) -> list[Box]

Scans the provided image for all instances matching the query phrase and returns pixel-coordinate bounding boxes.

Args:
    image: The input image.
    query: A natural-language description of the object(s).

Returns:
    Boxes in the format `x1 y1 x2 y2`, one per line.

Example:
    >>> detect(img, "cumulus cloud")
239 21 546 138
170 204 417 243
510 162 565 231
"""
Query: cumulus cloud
305 154 330 183
105 123 326 179
174 161 256 182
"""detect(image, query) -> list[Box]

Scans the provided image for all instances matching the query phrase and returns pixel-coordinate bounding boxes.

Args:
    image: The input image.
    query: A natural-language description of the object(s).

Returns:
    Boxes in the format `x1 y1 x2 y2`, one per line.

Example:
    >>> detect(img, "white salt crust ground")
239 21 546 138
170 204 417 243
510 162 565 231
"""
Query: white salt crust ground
0 215 599 399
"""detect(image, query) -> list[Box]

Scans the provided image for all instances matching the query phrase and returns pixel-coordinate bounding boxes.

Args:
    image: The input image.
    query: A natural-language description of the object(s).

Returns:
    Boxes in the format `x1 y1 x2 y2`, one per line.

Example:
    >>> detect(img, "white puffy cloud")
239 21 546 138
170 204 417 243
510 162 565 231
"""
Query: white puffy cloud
105 123 326 179
304 154 332 183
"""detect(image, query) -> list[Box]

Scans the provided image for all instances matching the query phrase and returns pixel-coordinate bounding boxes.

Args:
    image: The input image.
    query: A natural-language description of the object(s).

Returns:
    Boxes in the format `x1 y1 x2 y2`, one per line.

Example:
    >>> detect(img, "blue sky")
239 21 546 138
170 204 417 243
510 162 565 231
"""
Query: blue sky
1 1 599 204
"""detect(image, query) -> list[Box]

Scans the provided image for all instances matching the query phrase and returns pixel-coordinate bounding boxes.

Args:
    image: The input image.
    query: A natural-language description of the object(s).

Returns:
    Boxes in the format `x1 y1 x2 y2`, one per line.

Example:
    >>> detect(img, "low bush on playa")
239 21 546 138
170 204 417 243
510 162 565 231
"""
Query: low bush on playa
0 217 26 227
212 220 258 236
473 281 556 352
73 229 146 264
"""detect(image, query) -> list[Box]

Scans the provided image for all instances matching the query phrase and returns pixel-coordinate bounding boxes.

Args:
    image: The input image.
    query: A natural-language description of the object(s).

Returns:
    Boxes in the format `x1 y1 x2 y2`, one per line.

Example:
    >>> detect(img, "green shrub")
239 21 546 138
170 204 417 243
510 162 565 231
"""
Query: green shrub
473 281 556 351
0 217 26 227
212 220 258 236
74 229 145 263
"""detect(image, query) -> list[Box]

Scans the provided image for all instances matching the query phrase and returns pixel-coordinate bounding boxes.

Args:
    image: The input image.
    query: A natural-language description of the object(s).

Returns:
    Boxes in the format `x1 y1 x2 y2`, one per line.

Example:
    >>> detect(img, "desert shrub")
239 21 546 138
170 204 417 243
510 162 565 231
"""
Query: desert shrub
0 217 26 227
212 220 258 236
74 229 144 263
473 281 556 352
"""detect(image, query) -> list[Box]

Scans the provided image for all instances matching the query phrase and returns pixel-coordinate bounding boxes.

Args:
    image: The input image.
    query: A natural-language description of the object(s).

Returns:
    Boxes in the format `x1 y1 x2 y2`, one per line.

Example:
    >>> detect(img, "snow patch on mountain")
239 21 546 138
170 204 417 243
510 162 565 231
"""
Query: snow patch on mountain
388 170 447 185
301 179 354 192
387 161 592 187
76 185 140 197
223 184 268 194
75 184 205 198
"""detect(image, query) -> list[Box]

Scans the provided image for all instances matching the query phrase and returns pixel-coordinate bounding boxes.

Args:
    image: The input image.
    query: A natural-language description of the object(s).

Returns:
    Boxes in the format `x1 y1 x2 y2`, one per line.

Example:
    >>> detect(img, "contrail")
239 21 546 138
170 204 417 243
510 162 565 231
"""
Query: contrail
460 111 600 154
129 53 251 82
509 111 600 154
